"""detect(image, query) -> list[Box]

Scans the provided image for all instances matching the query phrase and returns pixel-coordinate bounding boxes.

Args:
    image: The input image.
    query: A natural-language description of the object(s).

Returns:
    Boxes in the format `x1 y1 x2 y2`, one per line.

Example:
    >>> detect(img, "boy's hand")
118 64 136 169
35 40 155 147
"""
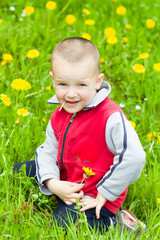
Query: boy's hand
45 179 84 205
77 192 107 219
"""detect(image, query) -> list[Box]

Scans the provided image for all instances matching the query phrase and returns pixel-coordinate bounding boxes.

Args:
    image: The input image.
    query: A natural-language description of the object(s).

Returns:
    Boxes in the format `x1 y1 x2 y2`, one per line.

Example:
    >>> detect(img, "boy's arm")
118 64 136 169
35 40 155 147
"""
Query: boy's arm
35 120 85 203
35 120 59 195
79 112 145 215
97 112 146 201
45 178 84 205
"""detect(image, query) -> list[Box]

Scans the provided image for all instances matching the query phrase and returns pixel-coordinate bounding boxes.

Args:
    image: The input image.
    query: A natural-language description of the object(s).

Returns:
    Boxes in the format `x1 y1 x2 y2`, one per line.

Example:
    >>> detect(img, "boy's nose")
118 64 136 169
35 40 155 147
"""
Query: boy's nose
66 88 77 98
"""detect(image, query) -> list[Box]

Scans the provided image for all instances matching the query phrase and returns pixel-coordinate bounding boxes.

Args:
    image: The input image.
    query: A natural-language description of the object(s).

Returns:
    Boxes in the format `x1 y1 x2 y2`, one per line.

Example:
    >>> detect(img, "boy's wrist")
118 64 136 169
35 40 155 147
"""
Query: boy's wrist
44 178 59 193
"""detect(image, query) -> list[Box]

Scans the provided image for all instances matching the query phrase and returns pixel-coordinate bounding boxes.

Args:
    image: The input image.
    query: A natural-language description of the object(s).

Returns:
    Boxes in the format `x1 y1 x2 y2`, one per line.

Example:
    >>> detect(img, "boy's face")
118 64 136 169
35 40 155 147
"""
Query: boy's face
50 56 104 114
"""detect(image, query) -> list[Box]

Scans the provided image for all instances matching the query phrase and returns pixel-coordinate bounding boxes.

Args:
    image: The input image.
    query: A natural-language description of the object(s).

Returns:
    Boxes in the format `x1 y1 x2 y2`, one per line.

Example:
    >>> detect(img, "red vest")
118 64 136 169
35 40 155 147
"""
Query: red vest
50 97 127 214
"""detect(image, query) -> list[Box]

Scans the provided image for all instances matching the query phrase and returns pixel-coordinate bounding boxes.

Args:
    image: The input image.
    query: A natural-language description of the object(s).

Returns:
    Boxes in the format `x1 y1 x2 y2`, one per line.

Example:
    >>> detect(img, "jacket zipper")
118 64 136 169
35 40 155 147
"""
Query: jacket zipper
60 113 77 165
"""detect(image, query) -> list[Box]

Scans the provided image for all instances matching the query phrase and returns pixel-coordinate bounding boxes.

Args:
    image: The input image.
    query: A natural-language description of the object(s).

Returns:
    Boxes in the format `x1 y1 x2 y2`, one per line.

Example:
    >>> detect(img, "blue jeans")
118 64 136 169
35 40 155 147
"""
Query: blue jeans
54 198 116 232
13 160 116 232
13 160 38 181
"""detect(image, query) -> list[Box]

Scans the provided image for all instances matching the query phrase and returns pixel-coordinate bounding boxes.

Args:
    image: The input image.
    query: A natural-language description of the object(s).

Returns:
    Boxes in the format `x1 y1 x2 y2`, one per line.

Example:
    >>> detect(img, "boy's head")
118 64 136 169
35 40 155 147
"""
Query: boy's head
49 37 104 113
51 37 100 74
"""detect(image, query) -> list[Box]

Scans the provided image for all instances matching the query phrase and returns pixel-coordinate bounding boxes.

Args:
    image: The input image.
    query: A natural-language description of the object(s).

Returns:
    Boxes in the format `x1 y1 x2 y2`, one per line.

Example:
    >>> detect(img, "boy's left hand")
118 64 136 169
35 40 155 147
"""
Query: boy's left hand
77 192 107 219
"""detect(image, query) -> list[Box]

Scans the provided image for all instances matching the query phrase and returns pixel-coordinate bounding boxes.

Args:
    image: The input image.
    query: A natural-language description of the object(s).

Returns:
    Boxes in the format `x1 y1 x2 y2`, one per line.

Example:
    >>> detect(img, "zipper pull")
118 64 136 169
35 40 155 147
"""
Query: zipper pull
70 113 77 122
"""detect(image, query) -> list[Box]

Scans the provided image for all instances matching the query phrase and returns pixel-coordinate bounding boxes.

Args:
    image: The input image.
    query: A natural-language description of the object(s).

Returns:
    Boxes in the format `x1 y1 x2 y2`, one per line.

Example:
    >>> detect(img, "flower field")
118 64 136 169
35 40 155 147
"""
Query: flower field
0 0 160 239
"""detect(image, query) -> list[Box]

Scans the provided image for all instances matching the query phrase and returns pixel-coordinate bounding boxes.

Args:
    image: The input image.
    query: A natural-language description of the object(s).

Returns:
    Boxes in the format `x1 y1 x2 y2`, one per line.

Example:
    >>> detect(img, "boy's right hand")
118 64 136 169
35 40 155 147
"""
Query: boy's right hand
45 179 84 205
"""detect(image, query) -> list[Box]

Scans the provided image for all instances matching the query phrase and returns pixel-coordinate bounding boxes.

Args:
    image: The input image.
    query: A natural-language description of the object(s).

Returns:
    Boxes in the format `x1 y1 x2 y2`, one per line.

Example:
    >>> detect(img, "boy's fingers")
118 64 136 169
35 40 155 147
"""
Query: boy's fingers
77 190 84 199
68 182 84 187
80 205 90 212
73 183 84 191
67 182 79 187
65 200 73 205
71 190 84 200
80 202 96 212
76 198 91 206
96 204 102 219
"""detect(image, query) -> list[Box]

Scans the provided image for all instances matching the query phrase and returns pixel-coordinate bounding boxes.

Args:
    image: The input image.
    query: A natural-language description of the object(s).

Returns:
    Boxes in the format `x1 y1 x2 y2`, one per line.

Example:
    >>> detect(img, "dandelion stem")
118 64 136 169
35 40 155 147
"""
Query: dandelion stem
24 88 44 98
2 153 7 168
59 101 65 111
46 11 52 41
55 0 72 19
149 141 154 152
25 60 34 81
81 177 85 184
5 129 15 146
0 133 4 151
16 91 19 106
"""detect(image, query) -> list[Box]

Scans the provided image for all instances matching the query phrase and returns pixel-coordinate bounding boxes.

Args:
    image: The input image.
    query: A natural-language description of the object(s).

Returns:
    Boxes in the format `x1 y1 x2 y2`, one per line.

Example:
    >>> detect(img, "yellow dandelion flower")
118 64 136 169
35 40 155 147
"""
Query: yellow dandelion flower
139 53 149 59
112 0 116 3
2 53 13 63
82 167 95 177
158 198 160 204
147 131 156 141
0 19 3 25
65 14 76 25
24 6 35 16
1 60 7 66
123 37 128 43
46 86 51 91
82 33 91 40
46 1 57 10
116 6 126 15
42 118 46 123
27 49 39 59
125 24 132 30
17 108 29 116
16 117 20 124
104 27 116 37
107 36 118 45
130 121 136 128
0 94 11 106
100 58 105 64
84 19 95 25
153 63 160 72
149 44 152 48
82 8 90 15
11 78 31 91
132 64 145 73
147 131 160 144
146 19 155 29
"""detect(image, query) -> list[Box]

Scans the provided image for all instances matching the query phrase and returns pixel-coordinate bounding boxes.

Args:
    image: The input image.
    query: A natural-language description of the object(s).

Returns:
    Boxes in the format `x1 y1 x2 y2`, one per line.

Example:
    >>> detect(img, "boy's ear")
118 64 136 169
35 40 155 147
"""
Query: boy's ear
49 71 55 88
96 73 104 90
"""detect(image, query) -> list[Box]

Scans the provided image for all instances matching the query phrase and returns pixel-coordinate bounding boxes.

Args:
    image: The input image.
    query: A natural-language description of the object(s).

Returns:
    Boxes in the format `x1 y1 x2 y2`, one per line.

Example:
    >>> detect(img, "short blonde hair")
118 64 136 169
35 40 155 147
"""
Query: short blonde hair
51 37 100 73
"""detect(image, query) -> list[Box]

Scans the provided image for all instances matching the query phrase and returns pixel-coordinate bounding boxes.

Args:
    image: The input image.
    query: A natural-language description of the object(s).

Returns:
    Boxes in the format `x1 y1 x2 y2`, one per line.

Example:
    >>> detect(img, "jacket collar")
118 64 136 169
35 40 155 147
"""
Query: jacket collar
47 81 111 110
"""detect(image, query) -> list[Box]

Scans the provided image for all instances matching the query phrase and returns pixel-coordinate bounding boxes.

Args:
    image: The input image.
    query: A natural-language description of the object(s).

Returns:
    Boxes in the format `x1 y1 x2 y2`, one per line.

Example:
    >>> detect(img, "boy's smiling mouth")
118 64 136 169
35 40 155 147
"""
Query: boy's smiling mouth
65 100 80 106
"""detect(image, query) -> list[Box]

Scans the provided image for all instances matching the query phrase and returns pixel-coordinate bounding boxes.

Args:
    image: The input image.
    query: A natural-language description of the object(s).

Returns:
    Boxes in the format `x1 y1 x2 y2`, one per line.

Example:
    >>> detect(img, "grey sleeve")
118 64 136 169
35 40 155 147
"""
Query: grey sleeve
97 112 146 201
35 120 59 195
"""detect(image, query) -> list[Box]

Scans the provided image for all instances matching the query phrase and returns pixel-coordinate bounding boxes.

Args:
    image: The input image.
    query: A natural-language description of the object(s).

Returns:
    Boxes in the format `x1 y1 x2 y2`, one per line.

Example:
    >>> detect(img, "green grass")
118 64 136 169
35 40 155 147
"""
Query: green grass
0 0 160 239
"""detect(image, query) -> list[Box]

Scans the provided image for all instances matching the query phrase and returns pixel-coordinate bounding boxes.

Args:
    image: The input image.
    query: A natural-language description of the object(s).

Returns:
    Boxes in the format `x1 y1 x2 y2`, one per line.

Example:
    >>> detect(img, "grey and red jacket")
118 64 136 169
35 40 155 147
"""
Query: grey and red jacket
36 82 146 214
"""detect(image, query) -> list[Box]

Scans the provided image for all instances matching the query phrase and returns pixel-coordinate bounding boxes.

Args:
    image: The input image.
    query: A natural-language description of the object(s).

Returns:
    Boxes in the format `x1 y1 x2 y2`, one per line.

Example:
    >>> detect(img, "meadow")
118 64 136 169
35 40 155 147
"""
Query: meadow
0 0 160 239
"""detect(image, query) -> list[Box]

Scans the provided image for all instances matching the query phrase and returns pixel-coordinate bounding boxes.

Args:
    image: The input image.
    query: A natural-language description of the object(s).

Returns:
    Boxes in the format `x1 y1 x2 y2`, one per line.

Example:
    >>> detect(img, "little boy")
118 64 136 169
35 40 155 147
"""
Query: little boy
14 37 146 232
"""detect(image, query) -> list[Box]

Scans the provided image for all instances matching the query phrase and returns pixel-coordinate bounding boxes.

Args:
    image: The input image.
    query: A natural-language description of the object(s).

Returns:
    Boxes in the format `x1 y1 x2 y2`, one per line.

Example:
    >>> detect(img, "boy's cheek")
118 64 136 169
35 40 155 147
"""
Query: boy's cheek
56 93 64 103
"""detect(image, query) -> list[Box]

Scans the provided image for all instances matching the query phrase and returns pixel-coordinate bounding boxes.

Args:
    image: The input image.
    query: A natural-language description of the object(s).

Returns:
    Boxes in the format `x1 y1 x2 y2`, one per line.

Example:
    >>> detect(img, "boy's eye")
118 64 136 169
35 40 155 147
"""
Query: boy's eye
58 83 66 86
78 83 87 87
